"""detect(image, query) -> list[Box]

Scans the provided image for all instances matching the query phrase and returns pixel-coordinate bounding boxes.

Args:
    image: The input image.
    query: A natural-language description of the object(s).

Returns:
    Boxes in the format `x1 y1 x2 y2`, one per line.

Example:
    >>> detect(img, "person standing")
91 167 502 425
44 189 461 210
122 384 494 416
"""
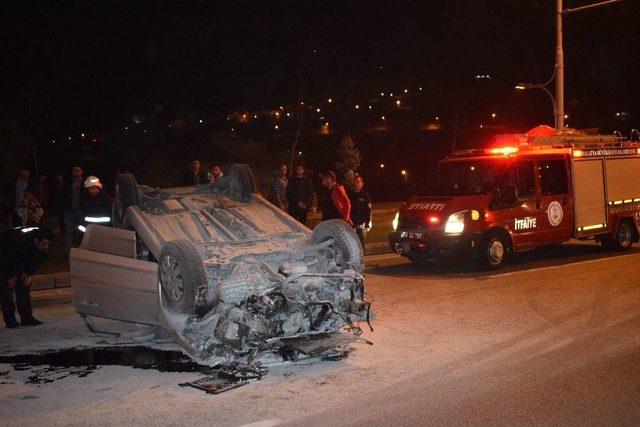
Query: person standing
209 164 224 184
321 170 352 225
6 167 36 226
183 160 207 185
60 166 85 258
0 226 54 328
271 164 289 211
348 176 372 251
82 176 113 228
286 164 314 225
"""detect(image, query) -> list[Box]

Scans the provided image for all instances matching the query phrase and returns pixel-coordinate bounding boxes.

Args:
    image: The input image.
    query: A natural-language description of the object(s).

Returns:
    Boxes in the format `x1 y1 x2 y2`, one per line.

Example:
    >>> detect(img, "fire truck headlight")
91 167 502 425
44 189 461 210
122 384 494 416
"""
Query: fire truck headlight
444 211 466 234
392 212 399 231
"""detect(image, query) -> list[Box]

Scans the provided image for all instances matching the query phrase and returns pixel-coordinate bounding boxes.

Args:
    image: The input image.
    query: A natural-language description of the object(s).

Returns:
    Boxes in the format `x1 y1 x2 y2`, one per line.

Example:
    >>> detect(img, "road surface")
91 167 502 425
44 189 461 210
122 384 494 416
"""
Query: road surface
1 242 640 426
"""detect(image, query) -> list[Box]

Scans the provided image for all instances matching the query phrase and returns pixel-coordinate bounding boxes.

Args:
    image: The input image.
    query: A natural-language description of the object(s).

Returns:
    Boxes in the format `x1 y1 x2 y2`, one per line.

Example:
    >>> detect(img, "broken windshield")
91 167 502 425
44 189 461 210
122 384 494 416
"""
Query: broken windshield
424 160 505 196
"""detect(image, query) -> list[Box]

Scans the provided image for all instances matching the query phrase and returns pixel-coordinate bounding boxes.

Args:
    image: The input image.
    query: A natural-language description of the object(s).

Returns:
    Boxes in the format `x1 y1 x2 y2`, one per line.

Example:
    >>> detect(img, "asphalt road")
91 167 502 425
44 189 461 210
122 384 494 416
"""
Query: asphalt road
1 242 640 426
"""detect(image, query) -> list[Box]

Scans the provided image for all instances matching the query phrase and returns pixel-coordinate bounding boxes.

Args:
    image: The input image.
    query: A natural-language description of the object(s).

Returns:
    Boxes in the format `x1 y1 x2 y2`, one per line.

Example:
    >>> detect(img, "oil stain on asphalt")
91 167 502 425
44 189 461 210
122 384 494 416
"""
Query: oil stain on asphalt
0 346 211 384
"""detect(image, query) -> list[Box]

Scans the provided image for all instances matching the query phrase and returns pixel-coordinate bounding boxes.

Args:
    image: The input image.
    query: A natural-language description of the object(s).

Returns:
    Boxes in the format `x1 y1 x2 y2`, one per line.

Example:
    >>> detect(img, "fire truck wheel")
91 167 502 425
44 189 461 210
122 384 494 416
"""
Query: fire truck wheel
614 221 634 251
481 232 507 270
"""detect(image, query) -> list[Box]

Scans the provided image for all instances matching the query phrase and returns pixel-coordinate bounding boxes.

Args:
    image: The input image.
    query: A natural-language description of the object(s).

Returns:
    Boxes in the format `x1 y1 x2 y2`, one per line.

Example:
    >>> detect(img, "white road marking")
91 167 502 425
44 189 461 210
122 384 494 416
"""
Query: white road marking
241 420 281 427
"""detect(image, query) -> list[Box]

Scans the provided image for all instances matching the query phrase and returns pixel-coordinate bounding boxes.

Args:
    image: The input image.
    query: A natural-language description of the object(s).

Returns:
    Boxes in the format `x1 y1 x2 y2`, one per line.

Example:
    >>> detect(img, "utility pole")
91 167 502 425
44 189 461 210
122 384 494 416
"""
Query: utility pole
555 0 624 130
555 0 564 130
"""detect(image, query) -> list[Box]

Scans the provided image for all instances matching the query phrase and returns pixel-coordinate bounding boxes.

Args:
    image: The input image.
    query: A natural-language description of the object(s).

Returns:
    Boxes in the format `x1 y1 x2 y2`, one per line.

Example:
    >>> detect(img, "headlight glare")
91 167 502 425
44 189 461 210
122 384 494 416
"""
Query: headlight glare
444 211 465 234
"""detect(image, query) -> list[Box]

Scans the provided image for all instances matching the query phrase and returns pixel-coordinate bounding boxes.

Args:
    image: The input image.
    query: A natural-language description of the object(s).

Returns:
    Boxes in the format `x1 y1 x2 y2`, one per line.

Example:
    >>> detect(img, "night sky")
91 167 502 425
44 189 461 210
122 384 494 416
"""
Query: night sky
1 0 639 134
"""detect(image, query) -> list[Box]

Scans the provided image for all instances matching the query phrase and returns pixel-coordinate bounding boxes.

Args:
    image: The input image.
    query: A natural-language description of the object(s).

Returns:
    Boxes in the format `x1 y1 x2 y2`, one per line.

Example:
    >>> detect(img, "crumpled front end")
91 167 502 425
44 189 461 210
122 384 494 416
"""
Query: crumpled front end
158 221 373 366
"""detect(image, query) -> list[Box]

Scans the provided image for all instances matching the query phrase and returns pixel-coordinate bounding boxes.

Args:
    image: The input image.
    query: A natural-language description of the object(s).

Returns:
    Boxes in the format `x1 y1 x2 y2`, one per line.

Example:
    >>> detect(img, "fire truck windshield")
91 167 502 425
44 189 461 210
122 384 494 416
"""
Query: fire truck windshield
424 160 504 196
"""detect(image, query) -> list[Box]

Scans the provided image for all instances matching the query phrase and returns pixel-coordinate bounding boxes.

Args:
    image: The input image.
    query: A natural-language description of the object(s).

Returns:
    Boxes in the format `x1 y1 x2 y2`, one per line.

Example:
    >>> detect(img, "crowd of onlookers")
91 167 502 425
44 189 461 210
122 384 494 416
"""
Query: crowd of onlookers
181 160 373 249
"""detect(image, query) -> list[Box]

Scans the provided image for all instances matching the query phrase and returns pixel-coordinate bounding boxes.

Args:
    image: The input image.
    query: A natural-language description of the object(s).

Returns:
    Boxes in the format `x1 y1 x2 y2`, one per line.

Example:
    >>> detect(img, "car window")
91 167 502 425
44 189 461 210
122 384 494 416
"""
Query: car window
516 161 536 197
539 159 568 195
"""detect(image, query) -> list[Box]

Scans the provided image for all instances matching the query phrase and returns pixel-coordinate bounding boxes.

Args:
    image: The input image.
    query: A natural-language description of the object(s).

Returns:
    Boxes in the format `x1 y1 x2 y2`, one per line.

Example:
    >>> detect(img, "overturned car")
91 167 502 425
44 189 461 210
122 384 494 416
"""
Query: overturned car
70 164 372 365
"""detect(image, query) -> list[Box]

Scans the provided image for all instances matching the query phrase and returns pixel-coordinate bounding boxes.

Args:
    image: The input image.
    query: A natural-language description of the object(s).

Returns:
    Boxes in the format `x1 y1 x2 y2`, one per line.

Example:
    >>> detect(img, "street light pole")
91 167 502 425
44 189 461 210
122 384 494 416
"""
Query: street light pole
555 0 564 130
518 0 624 131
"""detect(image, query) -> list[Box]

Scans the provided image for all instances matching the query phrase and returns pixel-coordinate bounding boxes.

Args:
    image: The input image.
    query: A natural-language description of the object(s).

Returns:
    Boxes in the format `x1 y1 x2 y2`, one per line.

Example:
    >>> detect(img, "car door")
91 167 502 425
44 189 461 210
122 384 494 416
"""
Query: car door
70 225 160 325
492 160 545 250
536 156 574 243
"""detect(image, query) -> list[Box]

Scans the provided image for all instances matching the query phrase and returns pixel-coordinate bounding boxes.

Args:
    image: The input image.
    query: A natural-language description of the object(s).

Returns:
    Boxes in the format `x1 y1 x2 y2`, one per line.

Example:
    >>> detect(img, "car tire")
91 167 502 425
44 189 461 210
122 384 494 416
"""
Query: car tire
614 220 634 251
227 163 256 201
113 173 139 227
312 219 364 273
481 231 507 270
158 240 210 316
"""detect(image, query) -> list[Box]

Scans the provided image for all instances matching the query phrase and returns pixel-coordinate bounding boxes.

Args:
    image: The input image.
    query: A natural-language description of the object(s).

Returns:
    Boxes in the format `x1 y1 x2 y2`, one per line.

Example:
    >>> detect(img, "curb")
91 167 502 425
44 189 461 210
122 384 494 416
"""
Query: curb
31 272 70 291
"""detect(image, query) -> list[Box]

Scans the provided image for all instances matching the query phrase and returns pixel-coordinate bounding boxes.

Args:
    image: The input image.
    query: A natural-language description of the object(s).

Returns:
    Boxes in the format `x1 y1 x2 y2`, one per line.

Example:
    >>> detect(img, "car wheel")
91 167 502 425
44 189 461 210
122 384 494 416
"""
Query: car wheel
614 221 634 251
158 240 209 316
227 163 256 202
481 232 507 270
312 219 364 273
113 173 139 227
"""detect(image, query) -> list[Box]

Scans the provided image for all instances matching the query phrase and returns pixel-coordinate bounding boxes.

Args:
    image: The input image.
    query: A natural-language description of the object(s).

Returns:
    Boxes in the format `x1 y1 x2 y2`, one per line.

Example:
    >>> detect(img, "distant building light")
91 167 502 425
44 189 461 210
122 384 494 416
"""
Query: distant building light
380 163 385 168
396 100 401 107
404 89 408 93
491 113 496 118
401 170 407 175
324 122 329 126
199 119 203 123
279 106 284 110
298 151 302 156
254 114 257 119
275 112 280 118
328 98 333 103
480 124 484 128
380 92 385 96
81 133 85 138
435 116 439 121
124 126 128 130
286 112 291 117
564 114 569 119
355 104 360 110
419 87 423 91
316 108 321 113
274 125 279 130
68 136 72 141
368 105 372 110
389 93 394 97
381 115 386 121
231 128 235 132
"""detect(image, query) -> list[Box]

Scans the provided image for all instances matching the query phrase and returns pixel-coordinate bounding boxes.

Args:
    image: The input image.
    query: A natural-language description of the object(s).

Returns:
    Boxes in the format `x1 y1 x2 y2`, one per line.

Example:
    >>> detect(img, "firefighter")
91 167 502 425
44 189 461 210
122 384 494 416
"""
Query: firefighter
81 176 113 231
348 175 372 251
0 226 54 328
321 170 352 225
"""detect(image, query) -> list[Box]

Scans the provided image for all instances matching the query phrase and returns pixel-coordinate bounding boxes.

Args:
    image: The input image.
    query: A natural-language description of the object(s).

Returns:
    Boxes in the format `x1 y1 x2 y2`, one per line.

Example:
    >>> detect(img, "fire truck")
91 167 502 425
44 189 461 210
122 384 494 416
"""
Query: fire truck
389 126 640 269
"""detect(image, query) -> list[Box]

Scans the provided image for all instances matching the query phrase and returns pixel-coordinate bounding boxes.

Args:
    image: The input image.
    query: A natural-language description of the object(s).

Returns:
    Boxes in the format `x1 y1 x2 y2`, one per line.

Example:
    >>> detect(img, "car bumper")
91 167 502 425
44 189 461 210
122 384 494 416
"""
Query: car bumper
388 230 482 259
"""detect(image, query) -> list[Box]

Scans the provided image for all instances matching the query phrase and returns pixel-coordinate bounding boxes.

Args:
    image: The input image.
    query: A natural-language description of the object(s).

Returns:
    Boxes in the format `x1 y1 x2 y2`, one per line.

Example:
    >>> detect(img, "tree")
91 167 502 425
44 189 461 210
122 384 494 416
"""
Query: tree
334 134 361 188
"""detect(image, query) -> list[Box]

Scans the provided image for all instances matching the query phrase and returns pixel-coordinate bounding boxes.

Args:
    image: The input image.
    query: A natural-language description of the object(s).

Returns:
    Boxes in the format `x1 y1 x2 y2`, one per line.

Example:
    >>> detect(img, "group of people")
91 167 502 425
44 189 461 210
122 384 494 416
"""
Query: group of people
270 164 372 250
183 160 224 186
1 164 114 328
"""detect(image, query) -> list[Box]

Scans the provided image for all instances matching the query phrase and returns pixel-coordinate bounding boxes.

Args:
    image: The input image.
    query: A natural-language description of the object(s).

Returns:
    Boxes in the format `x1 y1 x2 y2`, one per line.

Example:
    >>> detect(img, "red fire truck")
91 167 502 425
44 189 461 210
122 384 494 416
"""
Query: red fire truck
389 126 640 269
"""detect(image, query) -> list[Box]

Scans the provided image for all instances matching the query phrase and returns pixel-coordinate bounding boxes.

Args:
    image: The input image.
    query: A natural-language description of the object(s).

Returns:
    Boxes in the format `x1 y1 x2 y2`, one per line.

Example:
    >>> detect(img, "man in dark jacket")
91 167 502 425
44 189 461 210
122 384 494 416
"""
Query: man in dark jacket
348 176 372 251
60 165 85 257
81 175 113 230
286 164 313 225
0 226 53 328
183 160 207 185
